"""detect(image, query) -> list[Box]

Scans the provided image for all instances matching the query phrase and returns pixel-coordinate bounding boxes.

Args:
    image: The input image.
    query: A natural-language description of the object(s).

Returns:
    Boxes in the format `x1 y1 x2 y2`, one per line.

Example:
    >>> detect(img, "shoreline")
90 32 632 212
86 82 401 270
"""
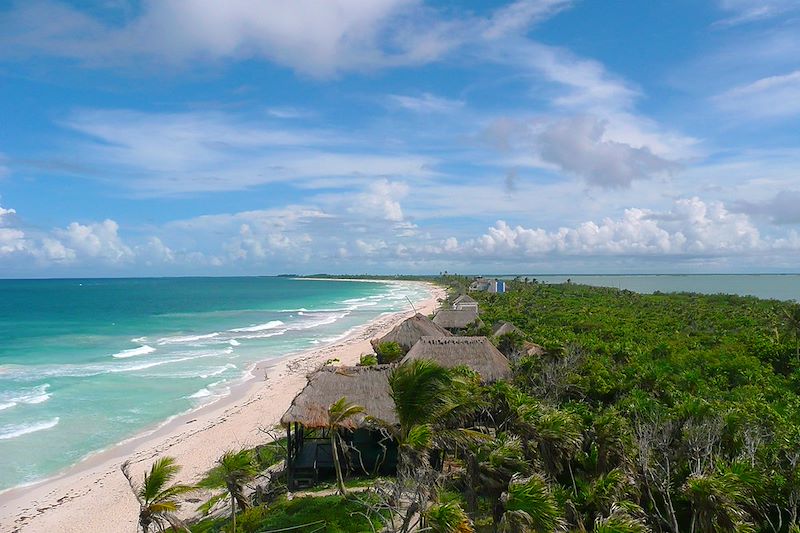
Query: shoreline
0 280 446 532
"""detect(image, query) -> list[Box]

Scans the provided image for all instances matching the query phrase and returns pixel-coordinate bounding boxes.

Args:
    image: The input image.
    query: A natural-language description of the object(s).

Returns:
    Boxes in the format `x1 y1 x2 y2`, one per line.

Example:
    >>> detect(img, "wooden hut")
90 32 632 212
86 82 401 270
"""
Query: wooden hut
401 336 512 382
371 312 451 354
281 365 398 489
432 308 483 333
452 294 479 312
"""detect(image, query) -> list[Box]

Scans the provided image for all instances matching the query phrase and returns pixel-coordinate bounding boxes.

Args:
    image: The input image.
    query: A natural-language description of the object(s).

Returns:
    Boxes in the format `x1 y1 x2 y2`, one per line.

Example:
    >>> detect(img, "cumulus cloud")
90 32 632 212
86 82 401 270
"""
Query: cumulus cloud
462 197 766 258
347 180 409 222
55 220 133 263
537 115 680 188
732 189 800 224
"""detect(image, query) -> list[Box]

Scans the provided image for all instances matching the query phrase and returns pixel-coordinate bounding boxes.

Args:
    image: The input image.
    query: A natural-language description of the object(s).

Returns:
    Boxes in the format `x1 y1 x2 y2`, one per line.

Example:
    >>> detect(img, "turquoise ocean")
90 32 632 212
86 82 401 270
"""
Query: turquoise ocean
0 277 432 491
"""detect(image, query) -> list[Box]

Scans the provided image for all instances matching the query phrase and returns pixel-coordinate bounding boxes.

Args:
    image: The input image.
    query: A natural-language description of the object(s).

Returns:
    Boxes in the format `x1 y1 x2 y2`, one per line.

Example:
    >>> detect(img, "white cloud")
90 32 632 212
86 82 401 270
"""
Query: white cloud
388 93 464 113
59 108 437 195
347 180 409 222
537 115 680 188
55 220 133 263
461 197 769 258
714 0 800 26
714 70 800 119
0 0 570 77
482 0 573 40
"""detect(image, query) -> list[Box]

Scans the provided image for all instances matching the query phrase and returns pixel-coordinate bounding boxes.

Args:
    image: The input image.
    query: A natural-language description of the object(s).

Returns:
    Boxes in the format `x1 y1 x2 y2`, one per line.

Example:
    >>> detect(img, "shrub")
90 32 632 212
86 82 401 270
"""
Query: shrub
375 341 405 363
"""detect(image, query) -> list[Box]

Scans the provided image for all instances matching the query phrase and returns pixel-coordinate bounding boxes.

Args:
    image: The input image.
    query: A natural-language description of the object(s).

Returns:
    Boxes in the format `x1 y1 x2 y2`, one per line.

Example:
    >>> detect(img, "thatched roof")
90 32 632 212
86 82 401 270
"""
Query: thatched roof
492 321 522 337
433 309 482 330
525 342 546 357
401 336 512 382
453 294 477 306
371 313 451 353
281 365 398 429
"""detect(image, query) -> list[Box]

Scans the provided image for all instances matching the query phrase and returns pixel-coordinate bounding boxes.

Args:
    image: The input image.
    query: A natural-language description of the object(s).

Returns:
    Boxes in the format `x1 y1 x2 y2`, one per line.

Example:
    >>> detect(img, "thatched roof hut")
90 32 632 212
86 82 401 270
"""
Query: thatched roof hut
452 294 479 311
401 336 512 382
371 313 451 353
281 365 398 429
492 321 522 337
432 309 482 331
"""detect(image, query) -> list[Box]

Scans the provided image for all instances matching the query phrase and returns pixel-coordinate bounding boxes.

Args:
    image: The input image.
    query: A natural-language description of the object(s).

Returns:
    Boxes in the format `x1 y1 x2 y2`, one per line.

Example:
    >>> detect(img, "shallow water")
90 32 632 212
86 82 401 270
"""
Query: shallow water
0 277 431 490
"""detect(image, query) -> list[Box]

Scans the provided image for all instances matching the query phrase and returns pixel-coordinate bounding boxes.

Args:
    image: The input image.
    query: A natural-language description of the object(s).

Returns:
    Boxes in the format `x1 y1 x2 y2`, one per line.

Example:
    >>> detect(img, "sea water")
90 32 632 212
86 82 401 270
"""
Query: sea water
0 277 432 491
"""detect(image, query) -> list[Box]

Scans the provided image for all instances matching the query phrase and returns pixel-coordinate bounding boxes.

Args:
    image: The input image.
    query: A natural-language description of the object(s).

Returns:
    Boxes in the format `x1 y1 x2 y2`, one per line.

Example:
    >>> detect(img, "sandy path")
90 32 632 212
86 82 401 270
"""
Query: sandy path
0 281 446 532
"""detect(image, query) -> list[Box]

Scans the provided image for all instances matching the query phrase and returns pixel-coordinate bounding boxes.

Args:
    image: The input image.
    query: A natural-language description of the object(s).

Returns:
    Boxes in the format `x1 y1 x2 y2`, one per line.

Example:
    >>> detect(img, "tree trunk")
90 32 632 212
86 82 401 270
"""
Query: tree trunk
231 489 237 532
331 430 347 496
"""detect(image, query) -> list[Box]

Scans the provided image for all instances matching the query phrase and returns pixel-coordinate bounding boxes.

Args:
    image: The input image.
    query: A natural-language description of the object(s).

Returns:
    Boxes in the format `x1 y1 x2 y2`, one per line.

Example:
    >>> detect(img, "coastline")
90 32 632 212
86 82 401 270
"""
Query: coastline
0 280 446 533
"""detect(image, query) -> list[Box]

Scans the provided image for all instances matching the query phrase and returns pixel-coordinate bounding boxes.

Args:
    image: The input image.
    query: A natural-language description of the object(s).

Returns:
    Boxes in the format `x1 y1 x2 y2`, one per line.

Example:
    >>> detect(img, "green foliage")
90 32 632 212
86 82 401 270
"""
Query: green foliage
358 352 378 366
500 474 565 532
375 341 405 363
467 283 800 532
190 494 385 533
426 500 475 532
122 456 196 533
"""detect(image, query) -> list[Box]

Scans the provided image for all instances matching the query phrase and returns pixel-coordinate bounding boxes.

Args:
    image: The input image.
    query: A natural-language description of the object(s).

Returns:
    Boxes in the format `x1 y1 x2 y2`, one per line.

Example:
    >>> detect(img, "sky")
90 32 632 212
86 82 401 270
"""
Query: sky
1 0 799 277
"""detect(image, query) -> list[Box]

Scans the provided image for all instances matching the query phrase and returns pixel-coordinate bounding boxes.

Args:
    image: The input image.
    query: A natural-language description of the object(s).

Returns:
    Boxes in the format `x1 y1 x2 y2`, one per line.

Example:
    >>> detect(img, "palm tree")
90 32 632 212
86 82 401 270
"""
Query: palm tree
121 456 195 533
388 359 456 462
425 500 475 532
327 397 366 496
682 471 754 532
198 449 259 532
498 474 565 532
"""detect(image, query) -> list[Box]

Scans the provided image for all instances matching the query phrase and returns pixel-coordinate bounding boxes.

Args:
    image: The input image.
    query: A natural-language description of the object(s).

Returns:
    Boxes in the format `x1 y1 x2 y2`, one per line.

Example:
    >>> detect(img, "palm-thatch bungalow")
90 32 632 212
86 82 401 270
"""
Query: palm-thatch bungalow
452 294 479 312
401 336 512 382
491 321 522 338
432 308 483 333
281 365 398 489
370 312 451 354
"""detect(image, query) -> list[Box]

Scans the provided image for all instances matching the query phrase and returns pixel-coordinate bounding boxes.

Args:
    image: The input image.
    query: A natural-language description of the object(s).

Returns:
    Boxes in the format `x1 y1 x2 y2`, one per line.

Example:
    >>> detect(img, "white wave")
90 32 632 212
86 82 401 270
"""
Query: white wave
228 339 240 346
131 336 148 344
188 388 212 399
0 417 60 440
157 332 221 345
229 320 284 333
0 384 52 411
235 329 288 340
112 345 156 359
199 364 236 379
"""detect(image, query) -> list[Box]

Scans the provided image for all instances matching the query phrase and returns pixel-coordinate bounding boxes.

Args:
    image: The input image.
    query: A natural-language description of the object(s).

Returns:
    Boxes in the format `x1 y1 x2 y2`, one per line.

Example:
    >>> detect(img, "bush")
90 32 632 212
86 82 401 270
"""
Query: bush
359 353 378 366
375 341 405 363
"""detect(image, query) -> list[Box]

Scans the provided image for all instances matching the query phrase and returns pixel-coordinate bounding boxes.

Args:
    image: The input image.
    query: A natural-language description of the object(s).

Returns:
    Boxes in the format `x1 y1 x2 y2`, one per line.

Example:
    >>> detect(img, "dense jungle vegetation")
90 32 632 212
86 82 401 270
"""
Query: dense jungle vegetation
448 279 800 532
150 279 800 532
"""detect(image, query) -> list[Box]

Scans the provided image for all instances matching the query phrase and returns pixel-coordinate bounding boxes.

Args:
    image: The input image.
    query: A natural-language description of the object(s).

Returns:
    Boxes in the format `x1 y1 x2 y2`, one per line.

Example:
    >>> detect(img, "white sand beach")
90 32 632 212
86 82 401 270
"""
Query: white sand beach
0 281 446 533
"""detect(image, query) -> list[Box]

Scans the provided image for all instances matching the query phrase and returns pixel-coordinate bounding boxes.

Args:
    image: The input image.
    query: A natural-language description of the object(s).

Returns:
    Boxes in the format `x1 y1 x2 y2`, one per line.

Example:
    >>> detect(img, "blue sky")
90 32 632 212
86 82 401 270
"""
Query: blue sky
1 0 799 277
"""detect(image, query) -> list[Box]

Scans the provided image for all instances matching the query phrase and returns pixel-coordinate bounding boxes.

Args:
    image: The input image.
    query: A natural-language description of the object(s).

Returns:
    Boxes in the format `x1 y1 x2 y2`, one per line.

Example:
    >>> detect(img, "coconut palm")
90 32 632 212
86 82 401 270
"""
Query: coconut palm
121 456 195 533
498 473 566 532
593 503 651 533
425 500 475 532
327 396 366 496
682 471 754 532
198 449 259 532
